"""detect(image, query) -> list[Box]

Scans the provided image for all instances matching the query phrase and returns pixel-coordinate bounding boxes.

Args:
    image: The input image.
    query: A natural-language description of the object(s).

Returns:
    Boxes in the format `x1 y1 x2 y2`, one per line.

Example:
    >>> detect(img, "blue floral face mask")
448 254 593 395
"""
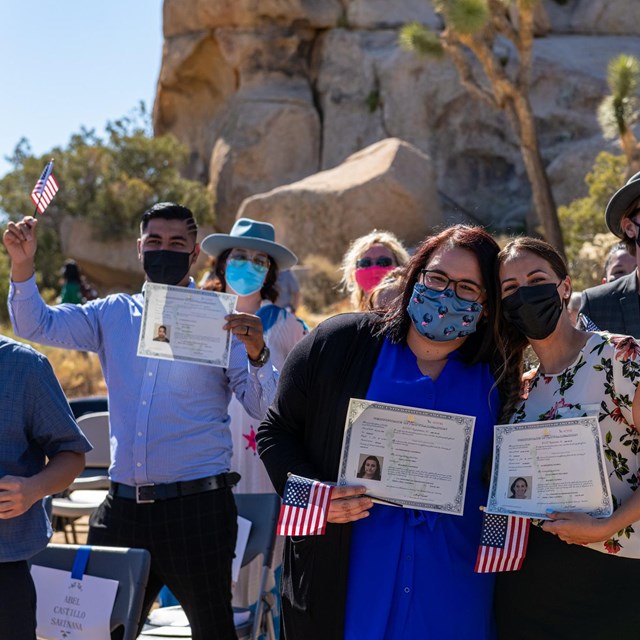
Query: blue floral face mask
407 283 483 341
225 259 267 296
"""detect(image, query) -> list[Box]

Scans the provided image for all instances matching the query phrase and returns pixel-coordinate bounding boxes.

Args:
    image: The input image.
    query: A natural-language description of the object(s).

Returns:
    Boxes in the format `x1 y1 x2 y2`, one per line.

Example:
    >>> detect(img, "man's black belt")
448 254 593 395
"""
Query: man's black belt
109 472 241 504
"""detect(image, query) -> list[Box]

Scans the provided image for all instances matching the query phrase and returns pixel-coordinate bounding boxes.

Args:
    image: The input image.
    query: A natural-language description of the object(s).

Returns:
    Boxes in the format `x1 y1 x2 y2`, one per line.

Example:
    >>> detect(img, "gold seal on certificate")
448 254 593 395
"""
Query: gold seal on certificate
486 416 613 519
338 398 476 515
137 283 237 368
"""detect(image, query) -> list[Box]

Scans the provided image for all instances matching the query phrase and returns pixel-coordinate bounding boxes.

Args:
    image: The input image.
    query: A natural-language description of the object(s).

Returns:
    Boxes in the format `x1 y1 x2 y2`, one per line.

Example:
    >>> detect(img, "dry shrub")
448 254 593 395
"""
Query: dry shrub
0 323 106 398
297 255 344 314
44 348 107 398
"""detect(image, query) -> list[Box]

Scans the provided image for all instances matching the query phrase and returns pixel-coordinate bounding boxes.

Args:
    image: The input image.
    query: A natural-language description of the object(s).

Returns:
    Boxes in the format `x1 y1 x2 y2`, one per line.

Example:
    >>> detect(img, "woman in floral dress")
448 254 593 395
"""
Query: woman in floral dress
494 236 640 639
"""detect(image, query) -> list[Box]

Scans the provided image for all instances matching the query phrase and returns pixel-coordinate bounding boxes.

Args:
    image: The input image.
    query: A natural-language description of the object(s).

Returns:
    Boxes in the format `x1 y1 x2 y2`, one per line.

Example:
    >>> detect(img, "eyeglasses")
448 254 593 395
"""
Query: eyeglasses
356 256 394 269
419 270 485 302
228 253 270 272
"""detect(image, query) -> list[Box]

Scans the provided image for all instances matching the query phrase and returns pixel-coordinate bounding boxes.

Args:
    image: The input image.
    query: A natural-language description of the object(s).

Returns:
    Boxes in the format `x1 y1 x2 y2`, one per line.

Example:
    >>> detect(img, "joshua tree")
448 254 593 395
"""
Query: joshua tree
598 54 640 179
400 0 565 257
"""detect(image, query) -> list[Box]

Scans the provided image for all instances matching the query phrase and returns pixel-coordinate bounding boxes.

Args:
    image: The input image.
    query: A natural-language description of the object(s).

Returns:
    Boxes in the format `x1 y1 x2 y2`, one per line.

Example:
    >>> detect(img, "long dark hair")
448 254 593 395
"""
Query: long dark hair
379 225 500 367
208 248 279 302
357 455 382 481
494 236 570 422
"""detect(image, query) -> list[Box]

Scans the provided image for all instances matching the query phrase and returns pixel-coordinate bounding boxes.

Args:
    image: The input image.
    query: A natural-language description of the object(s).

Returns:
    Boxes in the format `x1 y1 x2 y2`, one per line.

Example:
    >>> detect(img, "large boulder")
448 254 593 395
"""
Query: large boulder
163 0 342 37
153 32 237 181
237 138 442 263
343 0 440 30
207 26 321 229
542 0 640 35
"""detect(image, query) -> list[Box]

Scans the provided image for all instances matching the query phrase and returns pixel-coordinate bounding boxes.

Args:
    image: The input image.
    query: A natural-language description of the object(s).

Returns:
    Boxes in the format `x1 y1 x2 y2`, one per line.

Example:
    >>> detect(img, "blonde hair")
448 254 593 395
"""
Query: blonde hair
340 230 410 310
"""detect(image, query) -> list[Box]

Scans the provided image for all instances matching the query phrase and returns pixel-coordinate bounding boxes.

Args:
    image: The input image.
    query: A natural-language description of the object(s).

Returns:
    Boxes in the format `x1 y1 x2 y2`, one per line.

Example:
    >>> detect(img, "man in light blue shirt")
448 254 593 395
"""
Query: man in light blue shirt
4 203 278 640
0 336 90 640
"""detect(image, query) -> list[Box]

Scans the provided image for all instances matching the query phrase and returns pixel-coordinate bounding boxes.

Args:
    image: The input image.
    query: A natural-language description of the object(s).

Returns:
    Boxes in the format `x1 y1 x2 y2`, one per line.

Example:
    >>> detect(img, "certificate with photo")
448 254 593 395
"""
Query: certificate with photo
486 416 613 520
337 398 476 515
137 283 237 368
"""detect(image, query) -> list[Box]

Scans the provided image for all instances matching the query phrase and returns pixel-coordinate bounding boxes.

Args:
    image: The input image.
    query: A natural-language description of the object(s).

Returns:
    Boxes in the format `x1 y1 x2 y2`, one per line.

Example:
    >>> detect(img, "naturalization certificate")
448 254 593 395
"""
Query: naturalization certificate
337 398 475 515
137 283 237 368
486 416 613 519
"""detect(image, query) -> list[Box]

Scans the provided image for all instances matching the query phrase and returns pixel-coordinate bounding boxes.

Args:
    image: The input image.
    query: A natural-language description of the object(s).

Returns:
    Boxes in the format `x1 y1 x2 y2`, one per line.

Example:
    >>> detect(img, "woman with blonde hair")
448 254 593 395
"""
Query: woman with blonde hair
341 230 410 310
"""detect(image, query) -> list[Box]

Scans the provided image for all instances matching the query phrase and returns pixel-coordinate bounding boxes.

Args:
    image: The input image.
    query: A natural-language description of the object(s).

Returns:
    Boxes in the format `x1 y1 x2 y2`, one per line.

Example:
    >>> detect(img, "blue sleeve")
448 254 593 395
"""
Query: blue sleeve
25 352 92 458
9 275 103 352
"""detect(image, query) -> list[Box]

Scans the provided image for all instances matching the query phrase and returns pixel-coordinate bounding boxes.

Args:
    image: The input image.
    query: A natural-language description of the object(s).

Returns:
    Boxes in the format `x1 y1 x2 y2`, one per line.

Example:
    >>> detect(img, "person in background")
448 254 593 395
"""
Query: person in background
0 335 90 640
367 266 406 311
275 269 301 312
580 171 640 336
59 259 84 304
602 242 635 283
201 218 306 493
201 218 306 631
495 236 640 639
4 203 277 640
258 225 517 640
341 230 410 311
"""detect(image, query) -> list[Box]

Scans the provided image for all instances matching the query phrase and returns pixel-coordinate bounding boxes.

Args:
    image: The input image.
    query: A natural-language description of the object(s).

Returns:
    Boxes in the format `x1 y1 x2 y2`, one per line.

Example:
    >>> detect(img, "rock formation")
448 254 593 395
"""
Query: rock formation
238 138 442 262
154 0 640 245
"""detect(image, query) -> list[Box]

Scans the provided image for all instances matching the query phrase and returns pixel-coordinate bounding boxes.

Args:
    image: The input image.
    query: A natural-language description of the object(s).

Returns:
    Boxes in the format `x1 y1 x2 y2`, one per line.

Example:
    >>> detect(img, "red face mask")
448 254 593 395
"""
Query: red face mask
355 266 394 294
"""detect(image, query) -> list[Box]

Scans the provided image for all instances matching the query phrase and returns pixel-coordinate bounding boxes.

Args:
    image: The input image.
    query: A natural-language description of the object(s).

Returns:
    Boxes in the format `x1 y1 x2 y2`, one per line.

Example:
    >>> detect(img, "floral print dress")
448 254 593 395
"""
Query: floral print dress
512 331 640 558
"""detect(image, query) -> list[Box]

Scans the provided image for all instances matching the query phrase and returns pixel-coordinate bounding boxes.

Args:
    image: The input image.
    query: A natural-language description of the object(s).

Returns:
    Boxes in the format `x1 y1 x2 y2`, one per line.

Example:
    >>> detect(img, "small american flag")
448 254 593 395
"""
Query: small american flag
474 512 530 573
30 159 59 214
277 474 334 536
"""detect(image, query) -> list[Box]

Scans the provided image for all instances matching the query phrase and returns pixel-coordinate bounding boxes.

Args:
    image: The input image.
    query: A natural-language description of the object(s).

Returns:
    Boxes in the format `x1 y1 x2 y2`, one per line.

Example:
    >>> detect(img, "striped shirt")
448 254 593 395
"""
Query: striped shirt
9 276 277 485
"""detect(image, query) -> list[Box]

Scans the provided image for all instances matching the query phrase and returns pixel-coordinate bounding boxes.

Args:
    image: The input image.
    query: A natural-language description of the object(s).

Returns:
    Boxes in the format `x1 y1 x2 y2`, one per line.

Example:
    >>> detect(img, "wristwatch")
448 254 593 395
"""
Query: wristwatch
248 345 270 368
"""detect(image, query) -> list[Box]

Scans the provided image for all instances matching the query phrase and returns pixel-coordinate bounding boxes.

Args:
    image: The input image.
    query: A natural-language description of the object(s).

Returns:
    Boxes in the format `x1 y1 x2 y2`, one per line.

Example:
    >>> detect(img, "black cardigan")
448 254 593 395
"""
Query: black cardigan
257 312 385 640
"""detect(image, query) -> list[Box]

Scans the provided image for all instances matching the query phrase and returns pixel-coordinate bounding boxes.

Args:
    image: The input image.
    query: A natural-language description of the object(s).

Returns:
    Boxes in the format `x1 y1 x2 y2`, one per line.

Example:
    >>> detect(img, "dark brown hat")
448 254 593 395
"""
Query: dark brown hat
605 171 640 238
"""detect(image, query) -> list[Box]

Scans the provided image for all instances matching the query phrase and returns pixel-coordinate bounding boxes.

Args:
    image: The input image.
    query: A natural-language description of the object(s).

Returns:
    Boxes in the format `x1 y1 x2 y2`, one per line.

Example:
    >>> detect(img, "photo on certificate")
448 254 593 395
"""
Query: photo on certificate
338 398 476 515
137 283 237 367
486 416 613 520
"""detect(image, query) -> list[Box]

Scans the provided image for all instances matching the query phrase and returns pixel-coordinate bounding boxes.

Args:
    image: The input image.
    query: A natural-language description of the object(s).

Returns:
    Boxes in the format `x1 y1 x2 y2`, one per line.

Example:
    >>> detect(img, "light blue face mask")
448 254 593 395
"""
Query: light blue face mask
407 283 483 341
225 259 268 296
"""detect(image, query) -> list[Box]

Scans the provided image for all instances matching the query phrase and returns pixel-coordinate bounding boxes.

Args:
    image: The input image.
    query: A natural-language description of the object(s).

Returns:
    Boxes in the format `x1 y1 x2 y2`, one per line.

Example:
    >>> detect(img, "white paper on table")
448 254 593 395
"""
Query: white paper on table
31 565 118 640
232 516 252 583
486 416 613 519
337 398 476 515
137 283 237 368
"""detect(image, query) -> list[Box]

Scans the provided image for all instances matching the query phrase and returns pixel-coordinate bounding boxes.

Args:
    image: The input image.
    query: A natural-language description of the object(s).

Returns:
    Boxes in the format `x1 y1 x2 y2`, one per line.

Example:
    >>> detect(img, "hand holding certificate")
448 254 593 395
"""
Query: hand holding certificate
486 417 613 520
338 398 475 515
138 283 237 367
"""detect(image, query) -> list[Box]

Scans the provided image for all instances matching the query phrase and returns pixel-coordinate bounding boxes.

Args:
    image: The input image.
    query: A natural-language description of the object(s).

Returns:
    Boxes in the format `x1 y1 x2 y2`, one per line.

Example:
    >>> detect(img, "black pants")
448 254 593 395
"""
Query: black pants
495 524 640 639
88 488 238 640
0 560 37 640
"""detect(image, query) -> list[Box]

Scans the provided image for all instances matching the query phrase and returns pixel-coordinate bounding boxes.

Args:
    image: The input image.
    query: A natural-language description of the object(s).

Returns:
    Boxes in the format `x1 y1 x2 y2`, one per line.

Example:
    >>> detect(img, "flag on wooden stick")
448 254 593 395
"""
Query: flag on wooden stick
31 159 59 214
277 474 334 536
474 511 530 573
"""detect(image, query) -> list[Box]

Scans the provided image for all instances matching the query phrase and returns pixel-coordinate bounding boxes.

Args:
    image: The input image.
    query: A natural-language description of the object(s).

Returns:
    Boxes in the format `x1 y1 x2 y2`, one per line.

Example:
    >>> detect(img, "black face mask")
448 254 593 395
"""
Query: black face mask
143 250 192 285
502 283 562 340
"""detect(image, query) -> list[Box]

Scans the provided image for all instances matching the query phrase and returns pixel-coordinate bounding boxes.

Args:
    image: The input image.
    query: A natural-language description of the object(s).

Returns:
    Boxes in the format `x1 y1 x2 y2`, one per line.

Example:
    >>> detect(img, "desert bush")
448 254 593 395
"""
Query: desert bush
0 323 106 398
297 255 344 314
558 151 627 289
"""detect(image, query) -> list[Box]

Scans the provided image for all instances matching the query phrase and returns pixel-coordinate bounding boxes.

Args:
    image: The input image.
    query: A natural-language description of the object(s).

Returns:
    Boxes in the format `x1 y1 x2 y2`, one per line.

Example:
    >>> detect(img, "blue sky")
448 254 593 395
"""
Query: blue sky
0 0 163 177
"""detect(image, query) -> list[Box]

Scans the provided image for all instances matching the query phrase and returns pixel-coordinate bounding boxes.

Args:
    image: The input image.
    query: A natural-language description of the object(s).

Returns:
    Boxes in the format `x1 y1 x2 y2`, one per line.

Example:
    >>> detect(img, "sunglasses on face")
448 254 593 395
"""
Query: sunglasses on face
356 256 394 269
228 253 270 272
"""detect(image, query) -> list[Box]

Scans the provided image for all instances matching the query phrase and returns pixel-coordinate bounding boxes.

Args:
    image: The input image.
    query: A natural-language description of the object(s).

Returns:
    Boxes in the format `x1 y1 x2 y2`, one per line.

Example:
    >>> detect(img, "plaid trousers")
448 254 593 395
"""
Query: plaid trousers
88 487 238 640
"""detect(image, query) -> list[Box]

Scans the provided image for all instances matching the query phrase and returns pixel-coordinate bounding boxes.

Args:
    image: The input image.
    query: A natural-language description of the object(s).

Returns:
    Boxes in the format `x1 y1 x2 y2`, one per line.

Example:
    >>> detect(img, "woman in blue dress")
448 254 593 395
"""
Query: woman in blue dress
257 225 517 640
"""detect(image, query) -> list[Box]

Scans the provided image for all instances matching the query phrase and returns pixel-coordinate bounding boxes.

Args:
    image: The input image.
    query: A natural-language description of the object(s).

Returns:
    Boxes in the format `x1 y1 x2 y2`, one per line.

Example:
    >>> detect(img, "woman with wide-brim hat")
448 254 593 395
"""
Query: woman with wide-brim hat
201 218 307 626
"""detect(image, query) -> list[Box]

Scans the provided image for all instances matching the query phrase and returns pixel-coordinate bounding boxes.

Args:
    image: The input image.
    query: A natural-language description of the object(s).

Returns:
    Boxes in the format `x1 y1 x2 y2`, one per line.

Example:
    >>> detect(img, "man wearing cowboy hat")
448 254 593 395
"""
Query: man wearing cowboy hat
580 171 640 337
3 203 279 640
